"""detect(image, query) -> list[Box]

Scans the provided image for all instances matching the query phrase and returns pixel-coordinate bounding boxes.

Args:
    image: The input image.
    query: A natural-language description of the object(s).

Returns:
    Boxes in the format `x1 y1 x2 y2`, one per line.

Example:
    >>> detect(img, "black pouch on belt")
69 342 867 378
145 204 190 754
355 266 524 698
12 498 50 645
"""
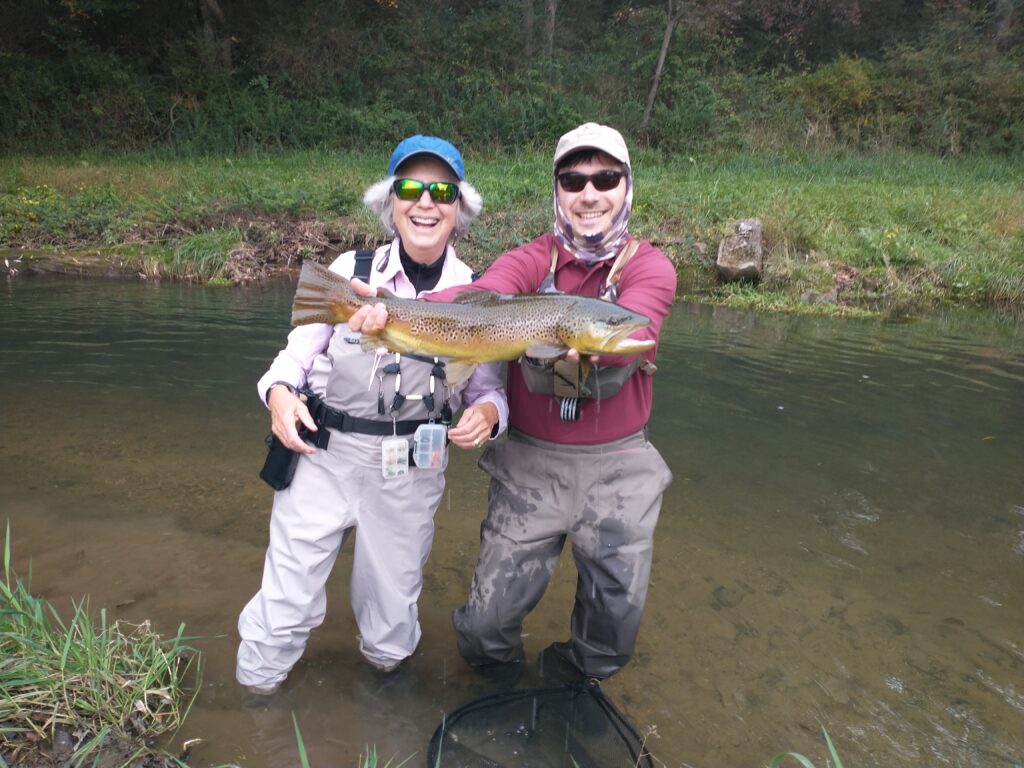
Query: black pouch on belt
259 433 299 491
258 387 324 491
259 423 320 491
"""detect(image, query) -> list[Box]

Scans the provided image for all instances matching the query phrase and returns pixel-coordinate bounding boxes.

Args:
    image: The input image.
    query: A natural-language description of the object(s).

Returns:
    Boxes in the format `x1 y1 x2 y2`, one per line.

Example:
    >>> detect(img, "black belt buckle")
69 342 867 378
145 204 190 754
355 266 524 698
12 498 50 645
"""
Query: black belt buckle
305 423 331 449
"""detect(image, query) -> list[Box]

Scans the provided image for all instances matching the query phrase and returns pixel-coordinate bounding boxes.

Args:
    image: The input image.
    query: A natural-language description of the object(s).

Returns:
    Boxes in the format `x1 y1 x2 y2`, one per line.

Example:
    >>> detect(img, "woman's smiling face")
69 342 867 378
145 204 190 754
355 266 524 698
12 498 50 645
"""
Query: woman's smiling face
392 156 459 264
555 152 628 238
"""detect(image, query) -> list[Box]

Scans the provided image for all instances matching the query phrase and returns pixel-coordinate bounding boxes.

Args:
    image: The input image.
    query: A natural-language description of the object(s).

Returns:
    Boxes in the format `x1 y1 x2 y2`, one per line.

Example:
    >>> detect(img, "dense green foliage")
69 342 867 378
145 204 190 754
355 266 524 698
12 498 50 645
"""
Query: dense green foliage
2 0 1022 155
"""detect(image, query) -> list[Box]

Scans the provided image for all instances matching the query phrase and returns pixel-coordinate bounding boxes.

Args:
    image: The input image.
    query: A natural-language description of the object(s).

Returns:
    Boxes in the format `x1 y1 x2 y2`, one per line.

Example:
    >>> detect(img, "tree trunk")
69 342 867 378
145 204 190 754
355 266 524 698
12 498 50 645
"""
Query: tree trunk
544 0 557 58
992 0 1015 49
523 0 535 59
643 0 686 132
197 0 231 73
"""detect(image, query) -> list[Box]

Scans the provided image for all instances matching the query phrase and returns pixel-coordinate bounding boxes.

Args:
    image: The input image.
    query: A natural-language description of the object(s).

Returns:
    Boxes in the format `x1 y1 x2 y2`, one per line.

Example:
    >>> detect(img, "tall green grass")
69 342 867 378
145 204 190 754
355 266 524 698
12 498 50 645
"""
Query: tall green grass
171 228 243 281
0 524 200 767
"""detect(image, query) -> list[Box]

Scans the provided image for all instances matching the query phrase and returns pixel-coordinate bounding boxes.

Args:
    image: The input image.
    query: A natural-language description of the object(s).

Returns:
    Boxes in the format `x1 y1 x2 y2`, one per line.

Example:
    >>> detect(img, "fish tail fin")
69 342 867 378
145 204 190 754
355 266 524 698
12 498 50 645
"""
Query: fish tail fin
291 261 357 326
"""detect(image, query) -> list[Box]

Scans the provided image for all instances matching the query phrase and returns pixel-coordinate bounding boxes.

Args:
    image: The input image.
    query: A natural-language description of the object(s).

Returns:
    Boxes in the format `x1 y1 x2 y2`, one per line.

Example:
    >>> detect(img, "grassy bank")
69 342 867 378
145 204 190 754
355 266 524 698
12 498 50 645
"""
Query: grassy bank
2 150 1021 315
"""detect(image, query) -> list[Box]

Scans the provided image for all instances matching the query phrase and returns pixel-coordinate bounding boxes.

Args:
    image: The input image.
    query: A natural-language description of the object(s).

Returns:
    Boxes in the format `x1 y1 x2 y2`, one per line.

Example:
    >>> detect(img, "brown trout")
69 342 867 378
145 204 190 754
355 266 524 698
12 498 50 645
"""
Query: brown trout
291 261 654 383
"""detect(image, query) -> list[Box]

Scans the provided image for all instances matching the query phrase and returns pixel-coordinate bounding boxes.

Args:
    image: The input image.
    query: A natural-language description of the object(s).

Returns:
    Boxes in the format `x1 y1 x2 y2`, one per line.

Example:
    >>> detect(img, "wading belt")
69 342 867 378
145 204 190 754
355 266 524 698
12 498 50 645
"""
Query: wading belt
304 393 431 448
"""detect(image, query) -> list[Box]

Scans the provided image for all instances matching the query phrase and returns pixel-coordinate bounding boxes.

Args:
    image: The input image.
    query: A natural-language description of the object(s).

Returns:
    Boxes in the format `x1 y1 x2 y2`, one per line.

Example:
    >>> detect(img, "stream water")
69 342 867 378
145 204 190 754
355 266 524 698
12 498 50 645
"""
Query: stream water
1 276 1022 767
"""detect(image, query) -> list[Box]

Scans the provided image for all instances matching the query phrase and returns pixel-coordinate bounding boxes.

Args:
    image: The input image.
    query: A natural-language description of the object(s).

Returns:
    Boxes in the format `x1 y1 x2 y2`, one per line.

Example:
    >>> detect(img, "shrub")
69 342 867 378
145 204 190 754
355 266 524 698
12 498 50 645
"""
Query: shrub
779 55 877 148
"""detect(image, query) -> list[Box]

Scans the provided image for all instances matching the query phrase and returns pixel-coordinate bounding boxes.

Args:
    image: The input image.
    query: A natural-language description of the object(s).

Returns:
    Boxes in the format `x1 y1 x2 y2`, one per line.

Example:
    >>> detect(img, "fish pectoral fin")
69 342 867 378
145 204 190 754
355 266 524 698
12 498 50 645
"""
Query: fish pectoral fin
451 289 499 304
358 332 388 354
524 342 568 359
579 358 592 386
444 361 480 387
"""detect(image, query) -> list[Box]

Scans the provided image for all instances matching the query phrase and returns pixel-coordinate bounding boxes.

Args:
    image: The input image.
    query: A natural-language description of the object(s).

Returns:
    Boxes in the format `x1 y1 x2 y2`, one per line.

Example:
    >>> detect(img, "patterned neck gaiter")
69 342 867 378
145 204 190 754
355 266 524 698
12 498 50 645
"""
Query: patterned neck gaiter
552 173 633 264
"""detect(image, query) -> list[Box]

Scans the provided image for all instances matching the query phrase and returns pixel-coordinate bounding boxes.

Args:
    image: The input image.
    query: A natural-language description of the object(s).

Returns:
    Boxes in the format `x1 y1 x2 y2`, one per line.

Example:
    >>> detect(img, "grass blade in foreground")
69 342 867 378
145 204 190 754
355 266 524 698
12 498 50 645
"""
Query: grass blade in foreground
767 727 844 768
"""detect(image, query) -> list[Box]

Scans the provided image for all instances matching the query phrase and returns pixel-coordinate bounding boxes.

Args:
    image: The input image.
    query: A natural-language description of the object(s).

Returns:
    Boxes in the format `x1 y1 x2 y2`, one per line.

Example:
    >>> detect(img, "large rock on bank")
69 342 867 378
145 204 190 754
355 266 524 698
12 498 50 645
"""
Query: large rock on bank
716 218 764 282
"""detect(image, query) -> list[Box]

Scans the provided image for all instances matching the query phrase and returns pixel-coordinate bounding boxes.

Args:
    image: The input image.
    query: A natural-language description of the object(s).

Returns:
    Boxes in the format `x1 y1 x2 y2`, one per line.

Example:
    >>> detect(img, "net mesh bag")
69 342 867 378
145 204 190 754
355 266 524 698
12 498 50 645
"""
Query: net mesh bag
427 682 657 768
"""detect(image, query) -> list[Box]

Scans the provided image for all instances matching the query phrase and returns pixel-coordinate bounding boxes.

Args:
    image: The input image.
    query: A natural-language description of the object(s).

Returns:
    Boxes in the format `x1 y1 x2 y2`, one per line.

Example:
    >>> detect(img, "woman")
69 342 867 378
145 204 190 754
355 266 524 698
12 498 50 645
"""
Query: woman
236 135 508 695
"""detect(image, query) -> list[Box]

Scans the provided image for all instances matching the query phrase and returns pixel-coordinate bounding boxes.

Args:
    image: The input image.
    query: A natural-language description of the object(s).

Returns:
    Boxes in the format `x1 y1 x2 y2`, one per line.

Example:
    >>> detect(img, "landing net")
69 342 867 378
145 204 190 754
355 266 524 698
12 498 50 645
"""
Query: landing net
426 681 657 767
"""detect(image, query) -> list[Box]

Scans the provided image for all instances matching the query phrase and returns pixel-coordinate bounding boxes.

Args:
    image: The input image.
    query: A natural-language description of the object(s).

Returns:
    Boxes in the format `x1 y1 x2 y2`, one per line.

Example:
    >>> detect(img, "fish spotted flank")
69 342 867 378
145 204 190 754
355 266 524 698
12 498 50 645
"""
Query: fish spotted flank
291 261 654 383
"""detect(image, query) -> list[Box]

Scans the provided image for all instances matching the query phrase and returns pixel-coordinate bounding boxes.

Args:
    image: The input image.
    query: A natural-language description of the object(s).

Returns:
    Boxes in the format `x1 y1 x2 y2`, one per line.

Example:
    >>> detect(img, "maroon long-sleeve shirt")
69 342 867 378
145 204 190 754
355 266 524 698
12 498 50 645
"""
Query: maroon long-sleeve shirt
428 233 676 444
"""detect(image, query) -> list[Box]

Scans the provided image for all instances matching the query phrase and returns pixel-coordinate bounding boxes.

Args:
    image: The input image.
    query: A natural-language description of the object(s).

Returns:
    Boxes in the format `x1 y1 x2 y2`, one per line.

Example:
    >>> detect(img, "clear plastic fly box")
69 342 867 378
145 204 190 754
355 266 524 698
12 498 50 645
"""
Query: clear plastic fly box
412 423 447 470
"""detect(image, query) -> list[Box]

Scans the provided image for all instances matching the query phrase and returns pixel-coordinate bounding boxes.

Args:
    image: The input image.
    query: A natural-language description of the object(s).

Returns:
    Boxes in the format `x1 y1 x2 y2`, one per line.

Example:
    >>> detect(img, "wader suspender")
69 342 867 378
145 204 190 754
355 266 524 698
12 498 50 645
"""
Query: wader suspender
539 239 655 422
539 239 640 300
352 249 374 282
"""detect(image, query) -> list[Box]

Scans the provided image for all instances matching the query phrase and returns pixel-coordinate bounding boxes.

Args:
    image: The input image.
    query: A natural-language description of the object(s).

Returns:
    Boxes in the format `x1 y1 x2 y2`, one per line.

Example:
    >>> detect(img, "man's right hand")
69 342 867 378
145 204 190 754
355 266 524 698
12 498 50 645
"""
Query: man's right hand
268 385 318 454
348 278 389 332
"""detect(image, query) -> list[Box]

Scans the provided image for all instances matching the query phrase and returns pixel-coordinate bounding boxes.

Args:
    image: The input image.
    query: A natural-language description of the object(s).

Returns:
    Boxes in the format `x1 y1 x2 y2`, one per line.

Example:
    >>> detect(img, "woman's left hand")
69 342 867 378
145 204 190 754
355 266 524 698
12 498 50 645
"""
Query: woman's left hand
448 402 499 449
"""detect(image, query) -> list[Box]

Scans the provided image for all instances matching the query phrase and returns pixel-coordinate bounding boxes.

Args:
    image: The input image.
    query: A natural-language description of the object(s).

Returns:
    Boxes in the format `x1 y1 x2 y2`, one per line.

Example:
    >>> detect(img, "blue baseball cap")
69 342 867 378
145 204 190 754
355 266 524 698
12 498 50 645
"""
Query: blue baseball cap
388 135 465 181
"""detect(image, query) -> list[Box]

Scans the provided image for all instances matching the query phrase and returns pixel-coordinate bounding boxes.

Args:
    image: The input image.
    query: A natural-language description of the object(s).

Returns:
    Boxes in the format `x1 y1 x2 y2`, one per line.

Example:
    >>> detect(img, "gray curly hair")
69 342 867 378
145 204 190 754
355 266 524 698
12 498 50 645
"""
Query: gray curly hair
362 177 483 241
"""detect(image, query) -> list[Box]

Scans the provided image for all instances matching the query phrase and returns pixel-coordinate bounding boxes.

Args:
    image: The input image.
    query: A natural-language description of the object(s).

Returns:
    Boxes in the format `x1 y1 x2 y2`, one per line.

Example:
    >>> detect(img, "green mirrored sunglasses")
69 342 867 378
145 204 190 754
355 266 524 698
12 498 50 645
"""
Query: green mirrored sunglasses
392 178 460 204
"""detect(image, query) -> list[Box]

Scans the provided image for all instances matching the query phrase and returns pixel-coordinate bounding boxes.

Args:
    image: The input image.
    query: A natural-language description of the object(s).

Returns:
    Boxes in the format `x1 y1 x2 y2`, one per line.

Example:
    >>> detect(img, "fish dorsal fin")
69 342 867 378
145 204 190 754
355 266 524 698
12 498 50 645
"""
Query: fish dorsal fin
524 342 567 359
376 287 398 299
451 290 499 304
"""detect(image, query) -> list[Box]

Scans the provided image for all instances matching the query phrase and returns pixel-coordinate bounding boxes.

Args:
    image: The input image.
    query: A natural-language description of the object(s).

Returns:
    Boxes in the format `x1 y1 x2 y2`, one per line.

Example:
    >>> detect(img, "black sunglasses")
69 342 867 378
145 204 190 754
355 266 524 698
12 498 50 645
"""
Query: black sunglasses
392 178 460 204
556 170 626 193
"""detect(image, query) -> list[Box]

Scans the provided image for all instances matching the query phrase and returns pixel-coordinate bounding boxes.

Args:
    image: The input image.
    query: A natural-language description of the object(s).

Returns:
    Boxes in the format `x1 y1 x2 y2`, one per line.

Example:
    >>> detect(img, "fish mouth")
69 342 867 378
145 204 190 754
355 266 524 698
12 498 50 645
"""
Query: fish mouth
600 323 653 352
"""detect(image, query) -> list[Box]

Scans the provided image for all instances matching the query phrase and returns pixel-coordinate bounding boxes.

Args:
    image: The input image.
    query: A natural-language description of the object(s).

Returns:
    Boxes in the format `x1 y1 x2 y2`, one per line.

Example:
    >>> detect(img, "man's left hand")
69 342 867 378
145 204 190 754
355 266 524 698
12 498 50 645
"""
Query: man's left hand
566 348 600 365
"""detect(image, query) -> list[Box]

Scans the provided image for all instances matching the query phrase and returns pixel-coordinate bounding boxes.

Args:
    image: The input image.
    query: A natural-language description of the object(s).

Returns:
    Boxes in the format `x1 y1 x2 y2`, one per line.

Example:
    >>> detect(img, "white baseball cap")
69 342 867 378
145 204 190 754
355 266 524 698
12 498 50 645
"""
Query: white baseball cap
553 123 631 171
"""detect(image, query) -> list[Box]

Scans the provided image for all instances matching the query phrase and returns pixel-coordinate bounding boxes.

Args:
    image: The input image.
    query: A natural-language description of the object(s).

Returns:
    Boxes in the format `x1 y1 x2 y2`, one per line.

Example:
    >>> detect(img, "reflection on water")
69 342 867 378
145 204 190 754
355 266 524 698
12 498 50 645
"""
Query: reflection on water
1 277 1022 767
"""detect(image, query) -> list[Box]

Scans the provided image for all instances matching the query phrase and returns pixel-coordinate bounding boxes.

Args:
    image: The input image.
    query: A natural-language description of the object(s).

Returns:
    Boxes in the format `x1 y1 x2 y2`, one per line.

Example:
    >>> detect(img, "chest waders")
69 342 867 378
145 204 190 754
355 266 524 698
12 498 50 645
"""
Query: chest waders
237 249 467 689
519 240 656 421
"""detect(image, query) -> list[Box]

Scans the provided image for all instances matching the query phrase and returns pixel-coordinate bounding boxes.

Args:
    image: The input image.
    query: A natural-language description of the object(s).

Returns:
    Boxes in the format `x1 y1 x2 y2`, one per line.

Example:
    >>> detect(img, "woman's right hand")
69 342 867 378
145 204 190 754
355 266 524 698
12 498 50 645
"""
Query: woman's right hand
268 385 318 454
